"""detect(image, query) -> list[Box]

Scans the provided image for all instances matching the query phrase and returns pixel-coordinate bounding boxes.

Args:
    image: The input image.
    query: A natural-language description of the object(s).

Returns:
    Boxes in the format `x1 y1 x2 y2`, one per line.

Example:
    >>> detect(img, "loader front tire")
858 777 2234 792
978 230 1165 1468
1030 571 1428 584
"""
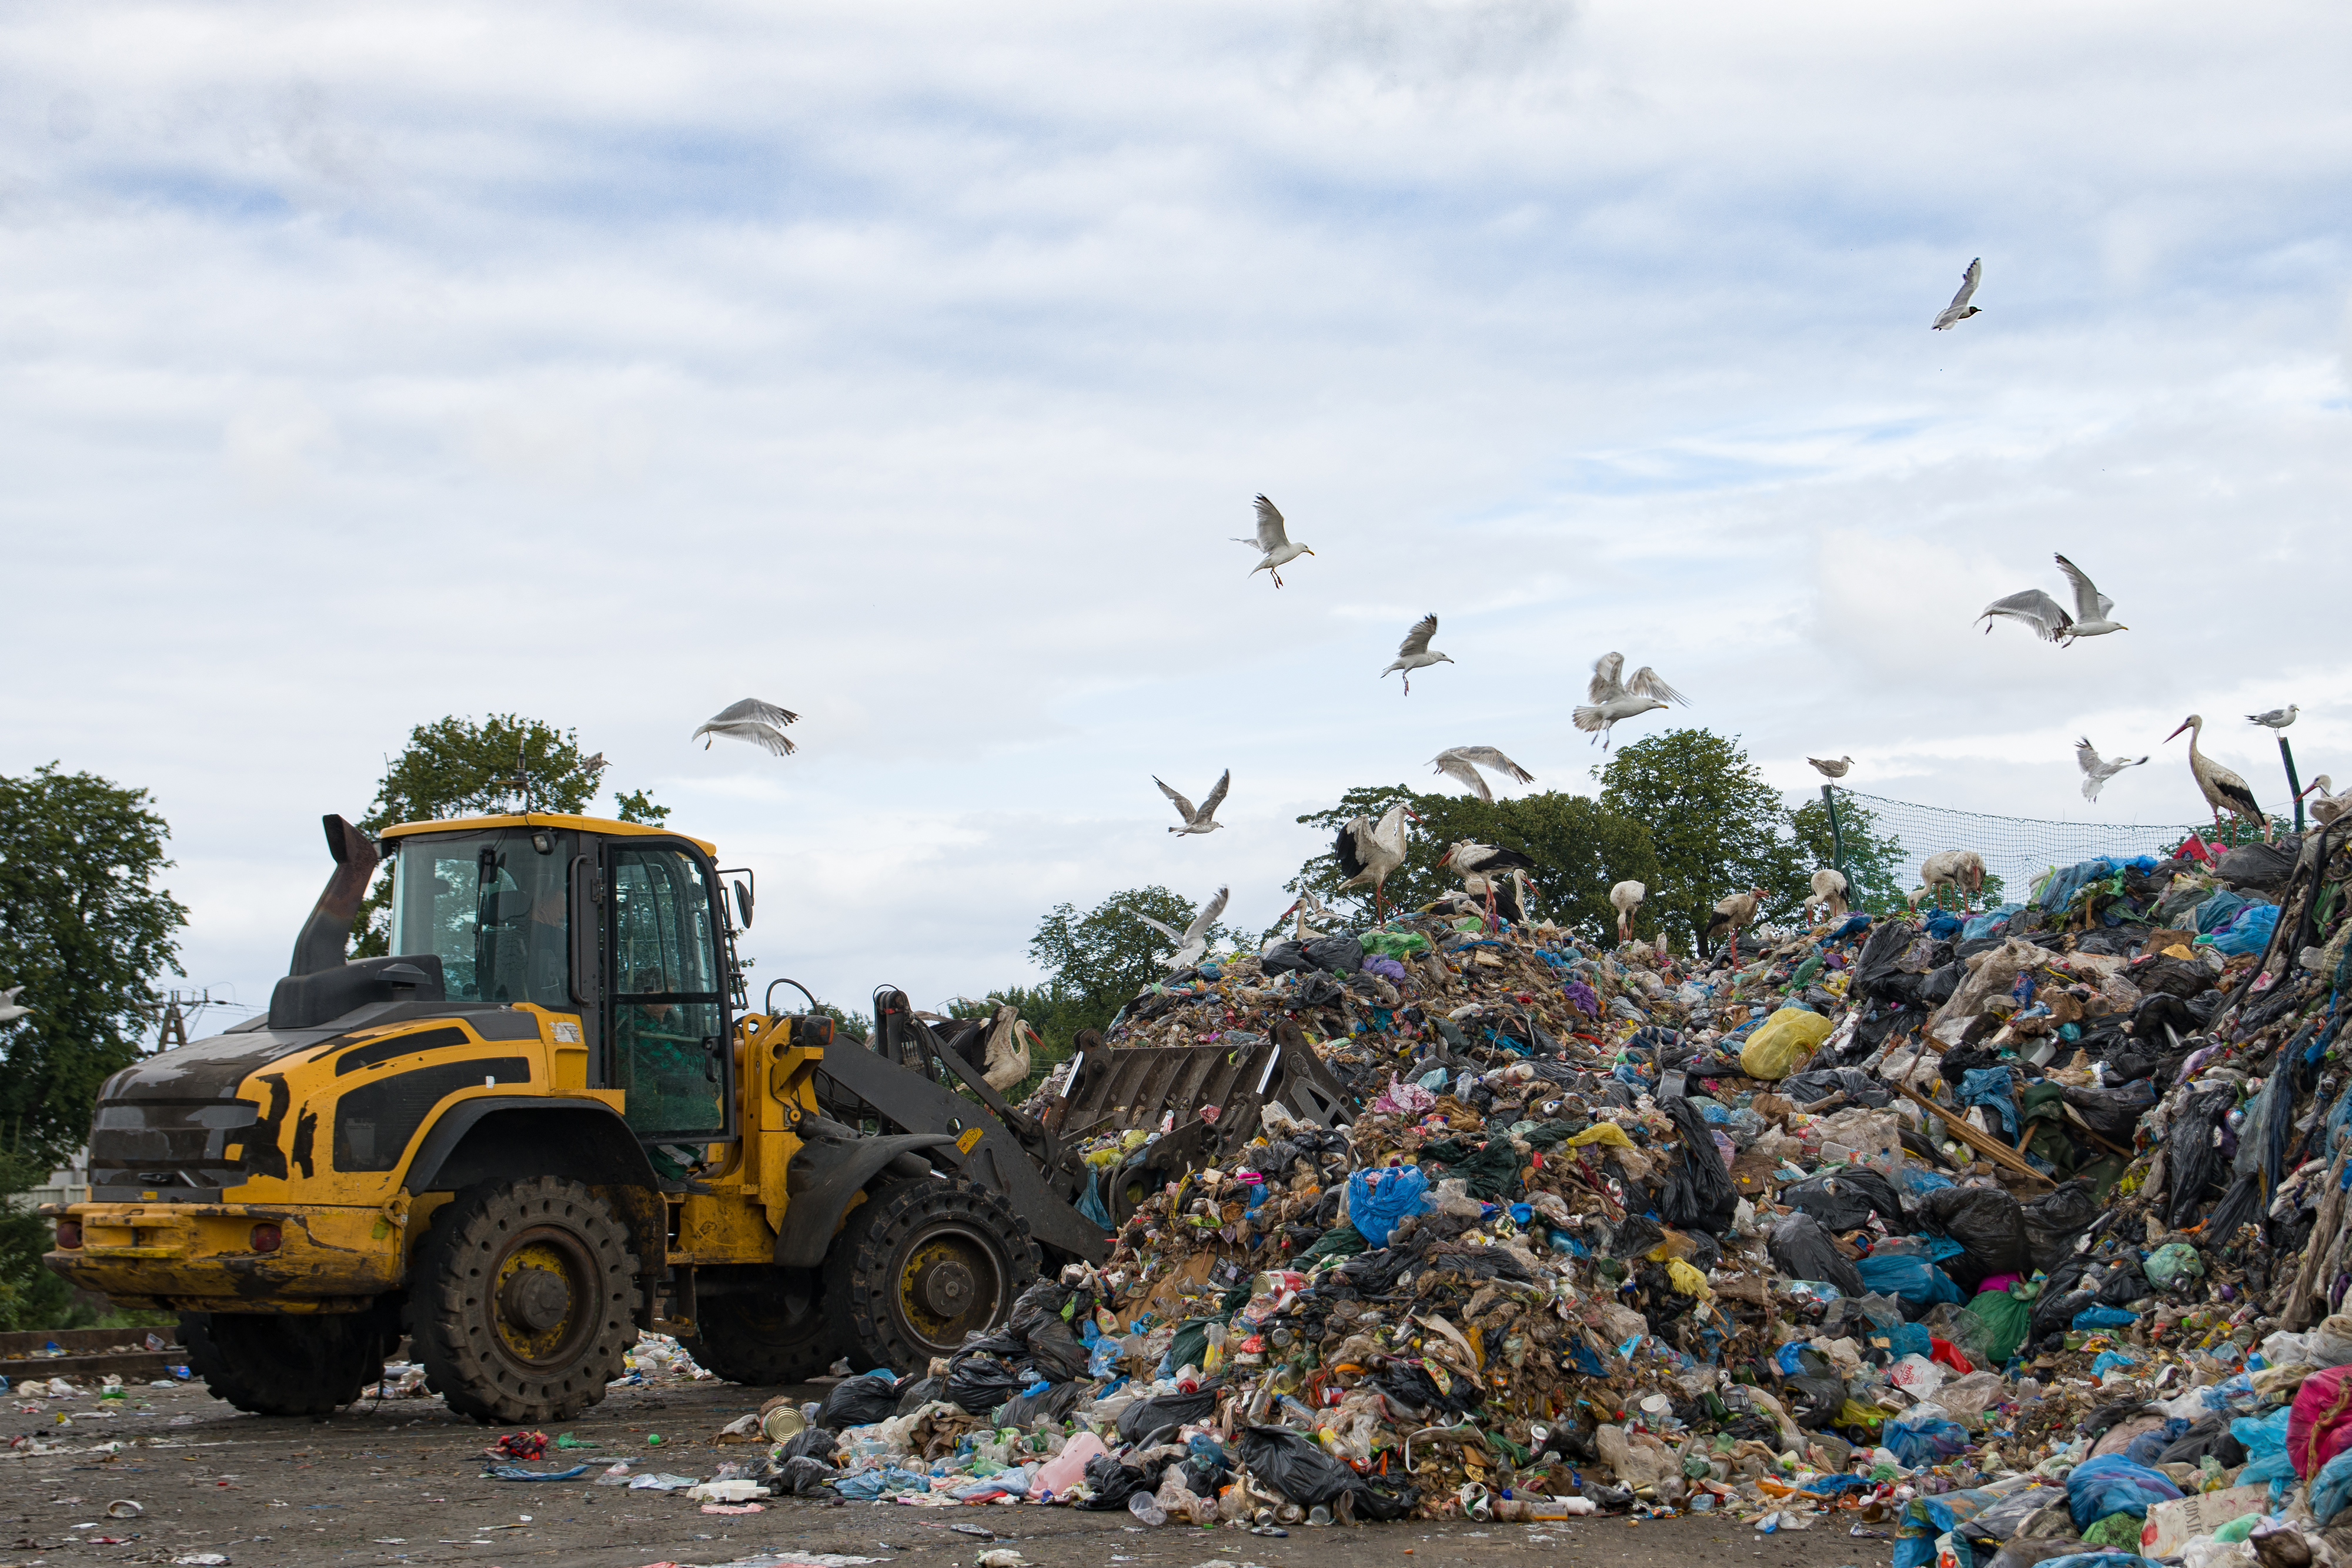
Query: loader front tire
824 1178 1038 1375
413 1175 641 1425
685 1272 837 1386
179 1309 382 1418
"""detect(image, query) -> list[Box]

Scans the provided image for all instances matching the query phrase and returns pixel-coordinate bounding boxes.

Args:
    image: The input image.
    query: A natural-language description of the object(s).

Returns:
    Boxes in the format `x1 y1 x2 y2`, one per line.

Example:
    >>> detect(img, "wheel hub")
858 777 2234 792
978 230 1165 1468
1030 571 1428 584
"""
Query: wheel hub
914 1258 976 1318
501 1268 573 1333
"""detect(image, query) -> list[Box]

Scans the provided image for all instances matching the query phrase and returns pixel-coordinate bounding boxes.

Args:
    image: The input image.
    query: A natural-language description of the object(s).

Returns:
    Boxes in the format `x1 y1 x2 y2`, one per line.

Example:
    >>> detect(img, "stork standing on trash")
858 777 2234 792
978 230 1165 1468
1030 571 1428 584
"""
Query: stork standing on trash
1335 804 1416 922
1609 880 1646 945
2168 714 2270 842
1439 840 1539 932
1704 887 1766 963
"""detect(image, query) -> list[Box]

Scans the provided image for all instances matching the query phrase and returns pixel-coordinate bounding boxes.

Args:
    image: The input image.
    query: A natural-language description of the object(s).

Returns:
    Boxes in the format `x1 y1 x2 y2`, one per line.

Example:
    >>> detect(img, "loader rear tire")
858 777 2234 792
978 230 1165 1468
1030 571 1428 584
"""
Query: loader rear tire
685 1273 837 1386
823 1178 1038 1375
179 1310 382 1418
412 1175 641 1425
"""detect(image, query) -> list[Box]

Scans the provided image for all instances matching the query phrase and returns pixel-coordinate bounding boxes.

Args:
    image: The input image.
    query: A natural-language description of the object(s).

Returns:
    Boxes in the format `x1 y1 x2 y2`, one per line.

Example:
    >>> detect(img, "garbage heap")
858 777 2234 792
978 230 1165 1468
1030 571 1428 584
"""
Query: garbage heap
732 827 2352 1563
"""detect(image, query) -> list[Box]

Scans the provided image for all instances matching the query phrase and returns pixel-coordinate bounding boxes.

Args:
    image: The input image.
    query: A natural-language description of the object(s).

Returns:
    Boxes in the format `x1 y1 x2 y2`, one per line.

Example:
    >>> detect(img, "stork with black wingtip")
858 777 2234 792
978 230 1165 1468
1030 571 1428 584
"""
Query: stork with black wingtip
2168 714 2270 842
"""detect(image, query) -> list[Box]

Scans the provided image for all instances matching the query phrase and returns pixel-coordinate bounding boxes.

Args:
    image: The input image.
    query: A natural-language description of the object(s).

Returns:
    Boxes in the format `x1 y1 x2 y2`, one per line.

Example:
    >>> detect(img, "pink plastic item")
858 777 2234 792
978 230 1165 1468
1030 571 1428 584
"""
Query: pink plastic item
1030 1431 1110 1500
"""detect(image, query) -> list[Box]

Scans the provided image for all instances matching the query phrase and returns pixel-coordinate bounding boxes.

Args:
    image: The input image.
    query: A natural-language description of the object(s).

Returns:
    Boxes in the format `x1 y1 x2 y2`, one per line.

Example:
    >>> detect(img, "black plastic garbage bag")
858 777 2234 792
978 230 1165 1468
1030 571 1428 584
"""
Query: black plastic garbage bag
1781 1374 1848 1430
1024 1320 1088 1383
2158 1413 2247 1469
1259 941 1315 975
781 1455 840 1495
1000 1380 1088 1427
1304 935 1365 975
1118 1383 1222 1445
1238 1425 1417 1520
2022 1181 2102 1271
1659 1097 1739 1235
893 1376 946 1415
2097 1265 2150 1306
1368 1361 1483 1419
1078 1452 1155 1510
1780 1068 1894 1109
944 1357 1026 1416
2062 1082 2153 1143
1006 1279 1073 1340
1780 1169 1911 1233
820 1374 904 1429
1921 1186 2032 1276
2167 1088 2238 1229
779 1425 840 1463
2215 840 2298 894
1767 1212 1865 1298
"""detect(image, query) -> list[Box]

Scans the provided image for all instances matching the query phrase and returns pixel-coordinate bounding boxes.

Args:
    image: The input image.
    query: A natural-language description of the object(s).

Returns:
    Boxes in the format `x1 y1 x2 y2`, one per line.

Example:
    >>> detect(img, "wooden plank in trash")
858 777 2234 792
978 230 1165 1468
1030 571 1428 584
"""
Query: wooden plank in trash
1892 1082 2054 1188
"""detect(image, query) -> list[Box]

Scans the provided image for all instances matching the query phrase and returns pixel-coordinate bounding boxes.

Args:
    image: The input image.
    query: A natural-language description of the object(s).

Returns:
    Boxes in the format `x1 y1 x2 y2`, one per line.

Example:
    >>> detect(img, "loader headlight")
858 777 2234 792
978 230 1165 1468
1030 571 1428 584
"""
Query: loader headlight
249 1223 283 1253
52 1220 81 1250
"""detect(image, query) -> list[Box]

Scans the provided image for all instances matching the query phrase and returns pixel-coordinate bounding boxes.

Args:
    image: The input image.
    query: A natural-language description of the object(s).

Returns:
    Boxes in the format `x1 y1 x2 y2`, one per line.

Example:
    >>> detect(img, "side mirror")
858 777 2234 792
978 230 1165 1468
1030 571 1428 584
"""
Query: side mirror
733 878 754 930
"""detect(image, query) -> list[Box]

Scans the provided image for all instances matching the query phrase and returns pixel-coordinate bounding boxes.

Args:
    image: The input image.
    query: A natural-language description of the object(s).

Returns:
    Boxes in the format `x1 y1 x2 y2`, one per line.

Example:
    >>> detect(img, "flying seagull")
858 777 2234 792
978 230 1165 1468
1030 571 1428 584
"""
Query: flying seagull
693 698 800 757
1428 746 1534 802
0 986 26 1027
1131 887 1230 971
2248 705 2299 731
1381 614 1452 694
1976 554 2127 644
2076 737 2147 803
1807 755 1853 780
1235 494 1313 588
1932 258 1983 330
1154 770 1230 835
1572 652 1689 747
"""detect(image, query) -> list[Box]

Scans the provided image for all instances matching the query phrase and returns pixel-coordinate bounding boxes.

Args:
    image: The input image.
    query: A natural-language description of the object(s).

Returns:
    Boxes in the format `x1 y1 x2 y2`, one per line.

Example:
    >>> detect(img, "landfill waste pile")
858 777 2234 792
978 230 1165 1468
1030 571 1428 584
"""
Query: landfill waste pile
627 828 2352 1560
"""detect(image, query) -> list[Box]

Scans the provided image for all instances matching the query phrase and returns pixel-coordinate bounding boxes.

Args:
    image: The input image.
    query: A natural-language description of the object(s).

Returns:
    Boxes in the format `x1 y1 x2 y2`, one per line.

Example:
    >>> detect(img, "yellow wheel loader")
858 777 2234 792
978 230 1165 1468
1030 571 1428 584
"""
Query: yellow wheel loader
44 812 1117 1423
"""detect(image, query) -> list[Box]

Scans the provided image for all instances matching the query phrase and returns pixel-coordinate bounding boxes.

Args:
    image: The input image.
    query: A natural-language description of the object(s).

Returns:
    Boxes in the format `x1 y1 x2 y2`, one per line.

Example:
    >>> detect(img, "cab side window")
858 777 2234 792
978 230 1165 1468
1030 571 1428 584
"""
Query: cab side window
608 847 727 1138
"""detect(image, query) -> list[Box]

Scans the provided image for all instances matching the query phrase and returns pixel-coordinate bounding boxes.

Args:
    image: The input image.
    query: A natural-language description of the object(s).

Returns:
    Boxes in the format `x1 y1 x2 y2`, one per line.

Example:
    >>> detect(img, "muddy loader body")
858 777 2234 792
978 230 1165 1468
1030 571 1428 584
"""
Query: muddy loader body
47 811 1106 1422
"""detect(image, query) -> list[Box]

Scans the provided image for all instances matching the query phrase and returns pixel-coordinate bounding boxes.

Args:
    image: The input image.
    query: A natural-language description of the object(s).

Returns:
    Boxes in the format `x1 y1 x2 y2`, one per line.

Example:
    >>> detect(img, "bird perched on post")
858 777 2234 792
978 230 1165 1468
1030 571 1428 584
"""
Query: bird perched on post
1976 554 2127 644
1806 869 1849 924
1704 887 1766 963
1572 653 1689 747
1335 804 1416 922
1439 840 1539 931
1235 494 1313 588
1909 849 1986 913
1807 756 1853 780
1154 770 1230 835
2167 714 2270 842
1428 746 1534 801
2075 737 2147 803
1381 614 1452 694
2248 705 2299 731
692 698 799 756
2301 776 2347 827
1932 258 1983 330
1609 880 1646 945
1131 887 1230 972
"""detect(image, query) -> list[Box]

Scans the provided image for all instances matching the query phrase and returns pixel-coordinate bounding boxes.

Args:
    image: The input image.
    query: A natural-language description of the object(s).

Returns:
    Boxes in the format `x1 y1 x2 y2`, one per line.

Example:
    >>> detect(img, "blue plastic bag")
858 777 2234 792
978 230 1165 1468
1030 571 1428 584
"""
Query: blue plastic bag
2065 1453 2182 1530
2312 1446 2352 1524
2072 1305 2138 1330
1347 1166 1429 1248
1885 1407 1972 1466
2209 905 2279 957
1077 1168 1113 1229
1856 1253 1967 1308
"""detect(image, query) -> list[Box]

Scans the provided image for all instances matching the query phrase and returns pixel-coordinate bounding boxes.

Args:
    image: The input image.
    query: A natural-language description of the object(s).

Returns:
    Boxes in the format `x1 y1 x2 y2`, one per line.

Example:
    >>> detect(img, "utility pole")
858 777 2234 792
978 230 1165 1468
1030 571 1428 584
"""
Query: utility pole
1822 785 1846 879
2281 736 2304 834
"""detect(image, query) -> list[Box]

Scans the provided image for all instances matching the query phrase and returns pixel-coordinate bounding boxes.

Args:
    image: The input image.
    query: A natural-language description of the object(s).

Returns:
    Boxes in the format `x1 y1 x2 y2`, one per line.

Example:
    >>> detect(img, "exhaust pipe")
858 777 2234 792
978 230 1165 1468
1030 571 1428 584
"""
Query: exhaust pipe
288 815 380 978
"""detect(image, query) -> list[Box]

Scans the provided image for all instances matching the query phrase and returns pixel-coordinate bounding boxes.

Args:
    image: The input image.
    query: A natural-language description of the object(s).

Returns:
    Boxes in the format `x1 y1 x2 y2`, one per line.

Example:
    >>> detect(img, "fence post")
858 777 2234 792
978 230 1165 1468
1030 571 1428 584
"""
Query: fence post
2282 736 2304 834
1823 785 1845 878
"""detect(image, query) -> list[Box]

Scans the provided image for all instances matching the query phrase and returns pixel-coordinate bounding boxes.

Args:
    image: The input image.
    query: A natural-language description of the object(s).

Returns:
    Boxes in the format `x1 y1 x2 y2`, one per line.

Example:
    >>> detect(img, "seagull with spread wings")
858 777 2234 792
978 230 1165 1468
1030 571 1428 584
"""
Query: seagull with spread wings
1235 494 1314 587
691 698 800 756
1976 554 2128 644
1154 770 1231 835
1428 746 1534 801
1380 613 1452 694
1572 653 1689 747
1932 258 1983 330
1131 887 1230 971
2076 737 2148 803
0 986 26 1027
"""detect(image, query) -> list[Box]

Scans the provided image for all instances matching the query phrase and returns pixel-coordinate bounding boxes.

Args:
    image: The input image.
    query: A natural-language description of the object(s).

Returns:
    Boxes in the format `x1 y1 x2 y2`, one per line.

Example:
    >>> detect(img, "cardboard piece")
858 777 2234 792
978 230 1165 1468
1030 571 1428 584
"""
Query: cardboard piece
2139 1485 2277 1556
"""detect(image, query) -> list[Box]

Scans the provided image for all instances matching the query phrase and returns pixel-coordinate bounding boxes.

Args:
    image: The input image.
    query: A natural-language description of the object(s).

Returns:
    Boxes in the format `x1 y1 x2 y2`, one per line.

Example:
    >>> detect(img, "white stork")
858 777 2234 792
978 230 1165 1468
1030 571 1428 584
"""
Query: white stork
1609 880 1645 944
2167 714 2270 842
1703 886 1766 963
1806 868 1849 924
1439 840 1539 931
1909 848 1987 913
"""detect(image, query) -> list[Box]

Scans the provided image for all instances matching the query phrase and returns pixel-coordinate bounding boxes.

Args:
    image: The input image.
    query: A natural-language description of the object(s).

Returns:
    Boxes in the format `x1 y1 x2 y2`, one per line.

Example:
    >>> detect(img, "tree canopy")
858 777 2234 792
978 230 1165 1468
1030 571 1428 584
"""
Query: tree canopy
353 715 660 957
1594 728 1807 948
1792 794 1910 916
1025 885 1238 1054
0 764 188 1175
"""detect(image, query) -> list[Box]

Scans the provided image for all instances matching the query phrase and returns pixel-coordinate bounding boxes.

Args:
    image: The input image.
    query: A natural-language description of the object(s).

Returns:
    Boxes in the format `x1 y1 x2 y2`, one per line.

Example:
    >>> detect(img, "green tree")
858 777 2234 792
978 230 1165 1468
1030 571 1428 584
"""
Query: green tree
0 765 189 1171
1595 729 1803 950
1286 786 1660 946
1792 794 1910 916
352 716 654 957
613 788 670 826
1026 887 1237 1054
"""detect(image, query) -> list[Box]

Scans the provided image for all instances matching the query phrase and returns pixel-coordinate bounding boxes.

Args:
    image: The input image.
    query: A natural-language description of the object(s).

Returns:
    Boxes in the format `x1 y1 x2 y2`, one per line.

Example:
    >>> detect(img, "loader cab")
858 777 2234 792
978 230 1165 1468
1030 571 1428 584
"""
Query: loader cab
380 815 740 1153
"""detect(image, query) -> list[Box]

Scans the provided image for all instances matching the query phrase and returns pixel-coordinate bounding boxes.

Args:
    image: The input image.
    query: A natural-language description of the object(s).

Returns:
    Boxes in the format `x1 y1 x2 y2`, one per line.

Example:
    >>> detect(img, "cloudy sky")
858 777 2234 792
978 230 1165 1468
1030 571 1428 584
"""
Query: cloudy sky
4 1 2349 1027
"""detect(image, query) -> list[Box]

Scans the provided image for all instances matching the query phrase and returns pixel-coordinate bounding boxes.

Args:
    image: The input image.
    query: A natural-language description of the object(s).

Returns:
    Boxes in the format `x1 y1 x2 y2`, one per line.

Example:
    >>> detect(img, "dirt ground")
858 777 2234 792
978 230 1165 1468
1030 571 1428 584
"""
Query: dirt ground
0 1371 1899 1568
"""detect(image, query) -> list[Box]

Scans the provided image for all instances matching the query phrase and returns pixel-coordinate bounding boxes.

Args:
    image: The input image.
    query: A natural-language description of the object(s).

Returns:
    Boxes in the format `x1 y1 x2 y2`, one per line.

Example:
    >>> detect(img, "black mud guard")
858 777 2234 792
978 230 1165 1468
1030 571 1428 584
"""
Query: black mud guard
403 1098 664 1194
772 1133 960 1269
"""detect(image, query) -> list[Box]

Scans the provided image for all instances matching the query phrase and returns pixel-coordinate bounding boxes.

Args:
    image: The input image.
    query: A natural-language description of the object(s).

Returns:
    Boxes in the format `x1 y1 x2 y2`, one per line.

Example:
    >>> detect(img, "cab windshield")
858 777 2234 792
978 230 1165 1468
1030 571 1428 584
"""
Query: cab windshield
386 829 574 1009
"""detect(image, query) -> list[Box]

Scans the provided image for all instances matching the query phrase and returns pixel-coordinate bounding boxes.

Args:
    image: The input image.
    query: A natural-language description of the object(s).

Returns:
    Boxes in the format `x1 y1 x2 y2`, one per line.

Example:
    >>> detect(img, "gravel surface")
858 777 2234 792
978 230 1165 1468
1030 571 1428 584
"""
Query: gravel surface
0 1373 1898 1568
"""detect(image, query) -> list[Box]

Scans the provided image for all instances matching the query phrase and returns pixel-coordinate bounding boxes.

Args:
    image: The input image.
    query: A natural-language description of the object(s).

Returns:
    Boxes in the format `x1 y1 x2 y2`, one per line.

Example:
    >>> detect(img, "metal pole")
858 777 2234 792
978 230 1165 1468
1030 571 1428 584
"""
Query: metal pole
2282 736 2304 835
1822 785 1845 877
